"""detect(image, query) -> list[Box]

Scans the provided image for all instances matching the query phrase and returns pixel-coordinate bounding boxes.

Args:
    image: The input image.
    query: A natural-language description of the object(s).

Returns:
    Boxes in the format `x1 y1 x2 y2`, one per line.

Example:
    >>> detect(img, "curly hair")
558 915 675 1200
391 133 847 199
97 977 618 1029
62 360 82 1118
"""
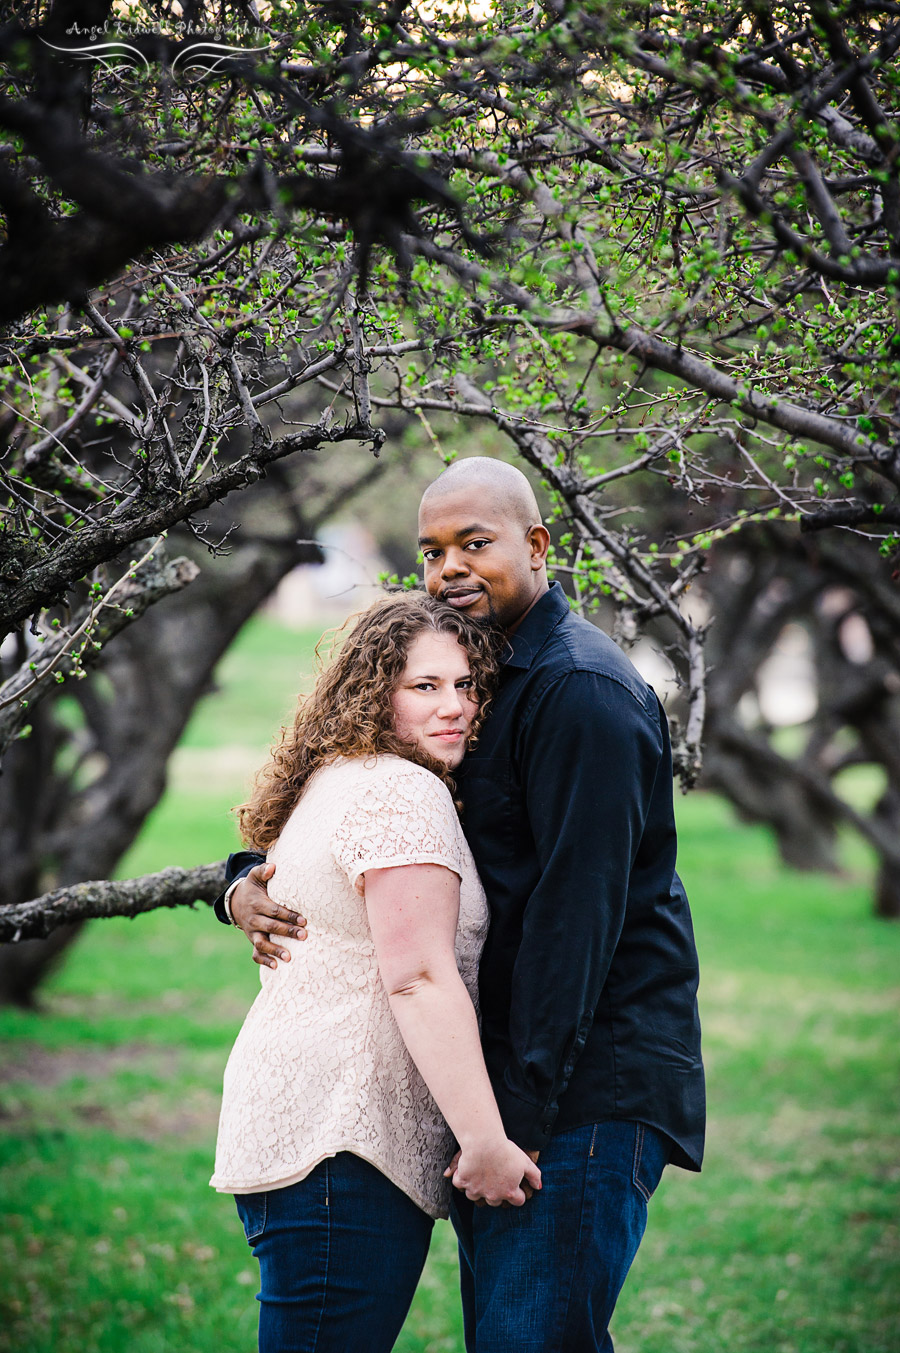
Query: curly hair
237 592 501 852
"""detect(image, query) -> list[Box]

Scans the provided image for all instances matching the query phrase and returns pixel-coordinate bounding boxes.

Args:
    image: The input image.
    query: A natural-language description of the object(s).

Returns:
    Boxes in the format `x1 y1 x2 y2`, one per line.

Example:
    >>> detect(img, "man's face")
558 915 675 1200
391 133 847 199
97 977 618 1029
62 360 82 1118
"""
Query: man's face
417 488 545 631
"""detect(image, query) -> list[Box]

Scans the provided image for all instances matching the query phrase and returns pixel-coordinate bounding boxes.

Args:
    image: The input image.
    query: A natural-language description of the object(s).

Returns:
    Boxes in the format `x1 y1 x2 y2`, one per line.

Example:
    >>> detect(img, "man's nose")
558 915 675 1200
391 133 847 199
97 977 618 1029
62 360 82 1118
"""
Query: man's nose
440 548 469 578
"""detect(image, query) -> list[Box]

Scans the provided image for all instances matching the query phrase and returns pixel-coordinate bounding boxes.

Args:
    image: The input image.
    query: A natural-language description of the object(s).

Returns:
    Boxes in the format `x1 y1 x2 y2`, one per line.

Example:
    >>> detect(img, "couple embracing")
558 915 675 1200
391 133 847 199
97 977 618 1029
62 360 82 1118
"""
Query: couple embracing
209 457 705 1352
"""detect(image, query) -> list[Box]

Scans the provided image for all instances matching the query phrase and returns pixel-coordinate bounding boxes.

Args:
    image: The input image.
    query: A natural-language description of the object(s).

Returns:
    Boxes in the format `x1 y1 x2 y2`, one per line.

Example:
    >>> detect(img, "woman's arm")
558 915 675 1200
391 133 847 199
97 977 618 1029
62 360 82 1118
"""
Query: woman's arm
364 862 541 1207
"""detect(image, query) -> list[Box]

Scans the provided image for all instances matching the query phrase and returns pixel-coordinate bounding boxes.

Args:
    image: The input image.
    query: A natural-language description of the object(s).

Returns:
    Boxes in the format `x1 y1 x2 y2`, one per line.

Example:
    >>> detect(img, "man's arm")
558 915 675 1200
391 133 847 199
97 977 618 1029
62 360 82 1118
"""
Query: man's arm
212 850 265 922
494 670 663 1150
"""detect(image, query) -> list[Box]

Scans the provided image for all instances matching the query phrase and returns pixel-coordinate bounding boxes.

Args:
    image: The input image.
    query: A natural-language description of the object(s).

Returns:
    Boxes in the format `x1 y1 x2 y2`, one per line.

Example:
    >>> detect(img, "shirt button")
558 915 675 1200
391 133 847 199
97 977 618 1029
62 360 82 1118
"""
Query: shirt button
542 1122 552 1133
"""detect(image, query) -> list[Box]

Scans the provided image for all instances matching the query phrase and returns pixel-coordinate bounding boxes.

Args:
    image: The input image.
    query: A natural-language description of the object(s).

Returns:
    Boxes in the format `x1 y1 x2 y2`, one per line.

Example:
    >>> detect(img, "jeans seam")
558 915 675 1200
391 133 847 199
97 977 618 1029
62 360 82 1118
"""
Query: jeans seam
309 1160 331 1351
632 1123 651 1203
240 1194 267 1244
557 1125 595 1349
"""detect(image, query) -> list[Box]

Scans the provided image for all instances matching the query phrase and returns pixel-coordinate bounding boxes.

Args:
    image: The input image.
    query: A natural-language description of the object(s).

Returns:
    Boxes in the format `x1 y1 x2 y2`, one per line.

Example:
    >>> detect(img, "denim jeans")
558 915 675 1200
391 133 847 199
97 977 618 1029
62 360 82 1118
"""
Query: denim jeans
450 1119 669 1353
234 1153 433 1353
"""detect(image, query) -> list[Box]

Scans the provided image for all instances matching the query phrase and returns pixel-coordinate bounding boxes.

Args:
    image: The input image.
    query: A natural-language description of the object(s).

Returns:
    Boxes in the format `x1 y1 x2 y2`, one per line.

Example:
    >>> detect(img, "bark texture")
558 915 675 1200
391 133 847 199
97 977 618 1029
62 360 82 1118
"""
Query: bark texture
0 863 225 942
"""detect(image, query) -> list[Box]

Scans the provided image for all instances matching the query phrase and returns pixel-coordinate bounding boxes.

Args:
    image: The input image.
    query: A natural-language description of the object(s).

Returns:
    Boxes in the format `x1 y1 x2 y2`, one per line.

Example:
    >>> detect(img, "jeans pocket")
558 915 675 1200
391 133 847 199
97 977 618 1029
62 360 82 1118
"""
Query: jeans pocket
235 1192 267 1243
631 1123 668 1203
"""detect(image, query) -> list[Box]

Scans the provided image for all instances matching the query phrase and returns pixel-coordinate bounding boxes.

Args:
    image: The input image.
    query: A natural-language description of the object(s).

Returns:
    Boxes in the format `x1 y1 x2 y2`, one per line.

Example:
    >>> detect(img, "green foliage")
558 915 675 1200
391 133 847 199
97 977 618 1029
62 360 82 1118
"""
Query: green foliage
1 616 898 1352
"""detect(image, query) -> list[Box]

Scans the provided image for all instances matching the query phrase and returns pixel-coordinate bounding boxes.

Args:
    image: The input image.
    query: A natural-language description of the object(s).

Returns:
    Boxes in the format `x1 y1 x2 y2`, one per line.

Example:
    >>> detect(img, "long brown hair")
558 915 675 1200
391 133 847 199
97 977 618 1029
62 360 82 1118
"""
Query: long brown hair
237 592 500 852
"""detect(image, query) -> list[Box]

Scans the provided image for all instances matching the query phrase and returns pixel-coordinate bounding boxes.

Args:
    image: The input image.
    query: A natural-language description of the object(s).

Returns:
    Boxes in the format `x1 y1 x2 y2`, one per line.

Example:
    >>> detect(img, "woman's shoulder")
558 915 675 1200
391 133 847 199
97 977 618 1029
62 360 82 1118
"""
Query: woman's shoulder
316 756 454 823
328 753 450 794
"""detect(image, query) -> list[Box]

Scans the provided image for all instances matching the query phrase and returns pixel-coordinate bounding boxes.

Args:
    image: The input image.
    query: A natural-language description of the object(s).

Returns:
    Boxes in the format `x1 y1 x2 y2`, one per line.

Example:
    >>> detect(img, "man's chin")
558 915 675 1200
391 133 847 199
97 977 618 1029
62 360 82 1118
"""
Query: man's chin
437 590 501 629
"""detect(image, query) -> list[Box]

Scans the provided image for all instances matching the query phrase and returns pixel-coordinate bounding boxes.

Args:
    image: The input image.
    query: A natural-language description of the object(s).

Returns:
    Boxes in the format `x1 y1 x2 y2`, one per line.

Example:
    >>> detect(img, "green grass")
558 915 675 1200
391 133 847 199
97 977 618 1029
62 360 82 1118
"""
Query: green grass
1 615 899 1353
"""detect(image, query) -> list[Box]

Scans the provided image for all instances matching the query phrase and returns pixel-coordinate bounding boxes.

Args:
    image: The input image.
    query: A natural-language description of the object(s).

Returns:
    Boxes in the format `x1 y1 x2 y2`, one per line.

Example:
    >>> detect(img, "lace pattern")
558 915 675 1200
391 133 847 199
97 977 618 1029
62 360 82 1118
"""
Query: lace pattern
211 755 488 1219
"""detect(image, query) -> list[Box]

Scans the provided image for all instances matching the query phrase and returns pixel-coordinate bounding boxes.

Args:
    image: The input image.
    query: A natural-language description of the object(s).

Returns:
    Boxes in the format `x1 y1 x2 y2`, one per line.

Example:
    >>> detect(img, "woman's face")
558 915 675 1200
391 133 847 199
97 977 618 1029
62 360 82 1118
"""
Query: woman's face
391 630 479 770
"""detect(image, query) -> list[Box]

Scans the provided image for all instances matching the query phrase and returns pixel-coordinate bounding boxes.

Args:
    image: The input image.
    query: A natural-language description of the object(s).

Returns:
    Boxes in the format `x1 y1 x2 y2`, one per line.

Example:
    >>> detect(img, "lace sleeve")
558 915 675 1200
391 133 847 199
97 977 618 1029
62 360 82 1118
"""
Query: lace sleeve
331 759 464 895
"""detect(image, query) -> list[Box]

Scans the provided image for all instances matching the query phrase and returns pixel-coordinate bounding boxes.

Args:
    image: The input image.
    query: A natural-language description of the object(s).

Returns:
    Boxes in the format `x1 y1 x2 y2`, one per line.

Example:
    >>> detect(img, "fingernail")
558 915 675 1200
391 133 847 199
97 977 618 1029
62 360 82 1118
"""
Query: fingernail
281 951 290 961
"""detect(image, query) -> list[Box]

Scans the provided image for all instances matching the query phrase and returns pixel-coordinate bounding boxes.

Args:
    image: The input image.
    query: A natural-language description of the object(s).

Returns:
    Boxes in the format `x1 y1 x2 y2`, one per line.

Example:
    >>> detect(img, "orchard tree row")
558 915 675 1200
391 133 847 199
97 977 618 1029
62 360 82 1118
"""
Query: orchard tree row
2 0 900 998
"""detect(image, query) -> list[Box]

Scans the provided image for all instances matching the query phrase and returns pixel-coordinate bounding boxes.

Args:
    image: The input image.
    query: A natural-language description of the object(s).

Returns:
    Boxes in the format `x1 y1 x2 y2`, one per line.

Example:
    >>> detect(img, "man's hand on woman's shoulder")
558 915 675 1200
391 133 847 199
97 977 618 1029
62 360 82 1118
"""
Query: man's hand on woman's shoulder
229 863 308 969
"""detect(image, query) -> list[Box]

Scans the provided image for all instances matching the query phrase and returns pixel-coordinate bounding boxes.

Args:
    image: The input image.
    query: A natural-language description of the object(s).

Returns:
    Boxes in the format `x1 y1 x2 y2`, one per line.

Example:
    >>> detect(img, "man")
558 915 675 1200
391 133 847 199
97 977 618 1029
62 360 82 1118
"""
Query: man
217 457 705 1351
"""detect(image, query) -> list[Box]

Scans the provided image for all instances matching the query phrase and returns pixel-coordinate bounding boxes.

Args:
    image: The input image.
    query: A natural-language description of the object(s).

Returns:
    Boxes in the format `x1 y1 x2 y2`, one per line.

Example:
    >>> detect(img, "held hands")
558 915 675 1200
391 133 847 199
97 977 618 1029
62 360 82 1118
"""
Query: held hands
443 1139 541 1208
229 863 307 969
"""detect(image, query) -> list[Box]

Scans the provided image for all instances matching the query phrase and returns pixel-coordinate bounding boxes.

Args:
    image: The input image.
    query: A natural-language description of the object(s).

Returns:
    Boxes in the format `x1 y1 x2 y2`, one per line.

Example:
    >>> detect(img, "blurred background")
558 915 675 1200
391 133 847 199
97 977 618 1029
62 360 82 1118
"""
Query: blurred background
3 2 900 1347
1 448 898 1353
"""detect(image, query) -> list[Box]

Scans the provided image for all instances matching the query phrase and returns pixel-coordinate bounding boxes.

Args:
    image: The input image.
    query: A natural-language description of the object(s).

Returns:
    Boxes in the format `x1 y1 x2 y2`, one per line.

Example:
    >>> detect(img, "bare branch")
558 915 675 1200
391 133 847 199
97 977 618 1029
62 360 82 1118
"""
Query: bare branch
0 546 200 755
0 863 226 943
0 419 383 638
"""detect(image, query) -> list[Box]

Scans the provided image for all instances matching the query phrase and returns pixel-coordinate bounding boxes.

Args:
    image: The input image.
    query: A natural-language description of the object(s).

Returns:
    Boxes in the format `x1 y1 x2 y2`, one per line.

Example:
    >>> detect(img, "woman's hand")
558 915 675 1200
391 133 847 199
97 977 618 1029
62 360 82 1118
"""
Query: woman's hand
447 1137 542 1207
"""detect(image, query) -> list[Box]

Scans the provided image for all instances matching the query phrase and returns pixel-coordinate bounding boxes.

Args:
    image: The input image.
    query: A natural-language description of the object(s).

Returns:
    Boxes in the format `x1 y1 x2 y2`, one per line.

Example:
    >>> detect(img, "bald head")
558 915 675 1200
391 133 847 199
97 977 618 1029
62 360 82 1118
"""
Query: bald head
417 457 551 631
421 457 541 532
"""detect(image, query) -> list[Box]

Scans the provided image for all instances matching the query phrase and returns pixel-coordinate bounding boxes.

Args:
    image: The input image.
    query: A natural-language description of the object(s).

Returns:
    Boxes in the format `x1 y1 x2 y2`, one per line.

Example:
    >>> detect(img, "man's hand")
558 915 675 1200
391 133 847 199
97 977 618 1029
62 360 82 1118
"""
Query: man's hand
445 1147 541 1206
523 1148 541 1198
229 863 307 969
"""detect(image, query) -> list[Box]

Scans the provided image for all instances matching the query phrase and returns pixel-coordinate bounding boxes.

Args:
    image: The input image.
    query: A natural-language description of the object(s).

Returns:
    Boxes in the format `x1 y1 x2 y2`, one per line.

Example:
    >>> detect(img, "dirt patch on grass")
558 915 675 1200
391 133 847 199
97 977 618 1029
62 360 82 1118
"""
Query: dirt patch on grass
0 1043 222 1143
70 1085 222 1142
0 1042 179 1088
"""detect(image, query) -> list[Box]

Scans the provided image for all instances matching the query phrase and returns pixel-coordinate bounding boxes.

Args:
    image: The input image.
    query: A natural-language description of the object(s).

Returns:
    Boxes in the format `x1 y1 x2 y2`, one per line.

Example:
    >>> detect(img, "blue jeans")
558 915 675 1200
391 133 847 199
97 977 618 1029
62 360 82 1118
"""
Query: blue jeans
450 1119 669 1353
234 1153 433 1353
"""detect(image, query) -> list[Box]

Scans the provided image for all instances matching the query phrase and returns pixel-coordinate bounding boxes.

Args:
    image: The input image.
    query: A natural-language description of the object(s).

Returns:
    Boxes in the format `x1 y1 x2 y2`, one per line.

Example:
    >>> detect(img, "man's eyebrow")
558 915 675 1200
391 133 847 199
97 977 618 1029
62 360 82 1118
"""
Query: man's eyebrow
417 524 495 545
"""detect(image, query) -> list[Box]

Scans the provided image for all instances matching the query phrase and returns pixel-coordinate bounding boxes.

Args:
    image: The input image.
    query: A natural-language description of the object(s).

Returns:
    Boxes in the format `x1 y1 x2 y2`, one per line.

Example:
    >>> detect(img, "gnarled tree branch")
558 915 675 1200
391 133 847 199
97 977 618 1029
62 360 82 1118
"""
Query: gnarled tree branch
0 863 226 942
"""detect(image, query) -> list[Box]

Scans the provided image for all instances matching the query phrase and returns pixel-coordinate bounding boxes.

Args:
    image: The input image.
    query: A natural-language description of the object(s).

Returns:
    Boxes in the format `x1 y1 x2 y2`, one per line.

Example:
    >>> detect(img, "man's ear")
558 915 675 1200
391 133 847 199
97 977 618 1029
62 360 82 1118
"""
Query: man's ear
527 523 552 569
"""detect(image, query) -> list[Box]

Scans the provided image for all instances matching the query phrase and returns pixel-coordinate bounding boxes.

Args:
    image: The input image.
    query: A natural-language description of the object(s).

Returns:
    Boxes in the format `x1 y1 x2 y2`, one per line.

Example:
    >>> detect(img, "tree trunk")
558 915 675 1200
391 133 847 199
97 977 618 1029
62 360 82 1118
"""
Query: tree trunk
0 500 323 1005
0 925 82 1007
702 735 840 873
874 790 900 919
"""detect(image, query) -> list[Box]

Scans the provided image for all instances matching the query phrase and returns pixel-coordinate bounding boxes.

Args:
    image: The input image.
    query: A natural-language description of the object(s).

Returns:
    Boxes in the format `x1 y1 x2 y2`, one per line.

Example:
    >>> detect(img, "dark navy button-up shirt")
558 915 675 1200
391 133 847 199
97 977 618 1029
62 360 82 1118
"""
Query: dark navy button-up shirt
459 582 705 1170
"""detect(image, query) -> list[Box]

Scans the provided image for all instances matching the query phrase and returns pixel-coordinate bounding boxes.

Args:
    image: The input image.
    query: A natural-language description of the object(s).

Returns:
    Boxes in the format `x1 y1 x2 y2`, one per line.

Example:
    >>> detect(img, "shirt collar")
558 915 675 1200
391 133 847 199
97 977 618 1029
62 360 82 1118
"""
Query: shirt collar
501 582 569 670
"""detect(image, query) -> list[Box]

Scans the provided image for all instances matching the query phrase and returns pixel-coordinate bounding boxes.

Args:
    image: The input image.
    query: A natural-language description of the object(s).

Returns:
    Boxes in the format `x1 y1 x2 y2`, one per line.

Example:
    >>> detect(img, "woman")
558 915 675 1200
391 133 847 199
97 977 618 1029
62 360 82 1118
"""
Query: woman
211 593 540 1353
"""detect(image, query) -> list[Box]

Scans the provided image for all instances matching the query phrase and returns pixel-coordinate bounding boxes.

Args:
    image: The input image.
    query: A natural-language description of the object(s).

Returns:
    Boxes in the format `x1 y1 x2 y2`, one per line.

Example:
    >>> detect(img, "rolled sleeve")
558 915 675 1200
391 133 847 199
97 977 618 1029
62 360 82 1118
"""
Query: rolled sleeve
212 850 264 924
494 671 663 1148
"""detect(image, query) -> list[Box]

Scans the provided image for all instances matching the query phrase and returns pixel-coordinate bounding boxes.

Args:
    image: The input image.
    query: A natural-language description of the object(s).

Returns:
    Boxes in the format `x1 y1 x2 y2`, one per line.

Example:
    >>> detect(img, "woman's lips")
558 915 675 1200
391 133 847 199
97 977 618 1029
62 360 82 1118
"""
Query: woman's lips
432 730 465 741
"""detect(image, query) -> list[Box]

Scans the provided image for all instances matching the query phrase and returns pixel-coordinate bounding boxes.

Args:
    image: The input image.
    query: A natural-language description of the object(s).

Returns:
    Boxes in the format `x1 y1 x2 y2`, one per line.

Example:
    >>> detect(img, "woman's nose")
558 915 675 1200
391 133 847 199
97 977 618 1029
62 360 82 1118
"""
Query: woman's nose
437 688 464 717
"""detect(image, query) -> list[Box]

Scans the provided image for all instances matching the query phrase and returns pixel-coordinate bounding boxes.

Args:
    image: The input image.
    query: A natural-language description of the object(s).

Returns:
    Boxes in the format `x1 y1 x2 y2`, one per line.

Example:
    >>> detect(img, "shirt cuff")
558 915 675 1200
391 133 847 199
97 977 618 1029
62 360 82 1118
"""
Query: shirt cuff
222 878 240 924
493 1084 558 1152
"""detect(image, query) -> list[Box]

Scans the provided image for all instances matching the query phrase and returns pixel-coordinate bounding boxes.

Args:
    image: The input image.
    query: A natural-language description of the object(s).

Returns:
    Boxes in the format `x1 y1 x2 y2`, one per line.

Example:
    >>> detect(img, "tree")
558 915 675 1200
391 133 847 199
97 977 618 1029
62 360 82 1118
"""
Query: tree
4 0 900 954
0 0 431 996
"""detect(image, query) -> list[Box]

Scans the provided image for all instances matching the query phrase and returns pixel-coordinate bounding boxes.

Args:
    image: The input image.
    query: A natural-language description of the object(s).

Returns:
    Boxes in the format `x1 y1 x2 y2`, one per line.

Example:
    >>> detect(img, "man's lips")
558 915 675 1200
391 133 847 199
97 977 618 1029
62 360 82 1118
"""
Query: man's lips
441 587 484 609
431 729 465 741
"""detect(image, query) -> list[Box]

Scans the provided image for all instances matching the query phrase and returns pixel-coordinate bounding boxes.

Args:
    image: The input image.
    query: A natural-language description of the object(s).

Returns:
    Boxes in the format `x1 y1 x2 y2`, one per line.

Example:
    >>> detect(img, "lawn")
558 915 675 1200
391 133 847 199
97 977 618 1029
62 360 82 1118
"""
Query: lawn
1 614 898 1353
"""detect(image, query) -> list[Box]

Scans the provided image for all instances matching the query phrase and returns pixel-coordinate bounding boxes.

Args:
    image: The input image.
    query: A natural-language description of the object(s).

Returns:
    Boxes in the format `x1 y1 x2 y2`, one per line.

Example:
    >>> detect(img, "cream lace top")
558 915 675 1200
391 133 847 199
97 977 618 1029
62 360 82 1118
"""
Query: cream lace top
210 754 489 1219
